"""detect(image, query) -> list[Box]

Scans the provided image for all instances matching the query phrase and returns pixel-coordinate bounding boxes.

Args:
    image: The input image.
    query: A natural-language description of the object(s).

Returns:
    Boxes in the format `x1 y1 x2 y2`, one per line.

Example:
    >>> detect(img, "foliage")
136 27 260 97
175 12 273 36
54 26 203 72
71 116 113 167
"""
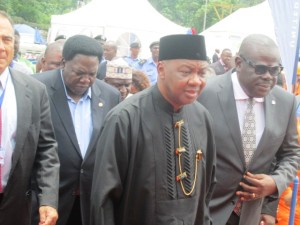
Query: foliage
149 0 265 32
0 0 265 33
0 0 80 30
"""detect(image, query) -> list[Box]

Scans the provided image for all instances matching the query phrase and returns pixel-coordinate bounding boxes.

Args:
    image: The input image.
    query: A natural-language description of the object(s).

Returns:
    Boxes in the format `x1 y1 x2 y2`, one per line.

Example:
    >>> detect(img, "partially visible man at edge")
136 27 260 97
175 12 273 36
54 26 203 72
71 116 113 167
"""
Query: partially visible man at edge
0 11 59 225
90 34 216 225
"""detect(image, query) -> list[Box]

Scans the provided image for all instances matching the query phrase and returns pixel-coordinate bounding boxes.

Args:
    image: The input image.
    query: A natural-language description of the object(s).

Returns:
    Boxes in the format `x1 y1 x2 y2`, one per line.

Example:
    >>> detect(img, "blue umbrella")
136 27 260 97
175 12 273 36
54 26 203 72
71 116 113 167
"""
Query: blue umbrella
14 24 45 44
34 27 45 44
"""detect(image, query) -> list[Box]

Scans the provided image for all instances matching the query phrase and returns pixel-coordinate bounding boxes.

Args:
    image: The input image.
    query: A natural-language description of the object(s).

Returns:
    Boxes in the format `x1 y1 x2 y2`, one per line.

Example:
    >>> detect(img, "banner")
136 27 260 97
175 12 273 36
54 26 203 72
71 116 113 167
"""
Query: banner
268 0 300 92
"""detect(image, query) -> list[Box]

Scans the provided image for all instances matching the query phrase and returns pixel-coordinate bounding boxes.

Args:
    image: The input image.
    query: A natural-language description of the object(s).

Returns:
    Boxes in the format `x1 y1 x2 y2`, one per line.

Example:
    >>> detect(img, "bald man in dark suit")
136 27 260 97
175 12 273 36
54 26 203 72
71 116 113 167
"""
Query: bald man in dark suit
199 34 300 225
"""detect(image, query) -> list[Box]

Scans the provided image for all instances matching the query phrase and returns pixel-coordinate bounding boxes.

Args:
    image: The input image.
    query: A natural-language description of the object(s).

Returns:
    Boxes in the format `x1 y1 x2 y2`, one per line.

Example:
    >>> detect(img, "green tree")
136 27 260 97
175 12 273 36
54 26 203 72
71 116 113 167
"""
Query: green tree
149 0 265 33
0 1 13 15
0 0 80 29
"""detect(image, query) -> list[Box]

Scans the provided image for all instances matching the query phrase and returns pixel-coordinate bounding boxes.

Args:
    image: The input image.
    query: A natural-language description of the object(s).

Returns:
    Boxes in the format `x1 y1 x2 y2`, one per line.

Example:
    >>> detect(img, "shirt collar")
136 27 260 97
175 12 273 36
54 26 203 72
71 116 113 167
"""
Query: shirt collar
81 87 92 100
153 85 184 114
219 58 225 66
0 68 10 89
231 72 264 103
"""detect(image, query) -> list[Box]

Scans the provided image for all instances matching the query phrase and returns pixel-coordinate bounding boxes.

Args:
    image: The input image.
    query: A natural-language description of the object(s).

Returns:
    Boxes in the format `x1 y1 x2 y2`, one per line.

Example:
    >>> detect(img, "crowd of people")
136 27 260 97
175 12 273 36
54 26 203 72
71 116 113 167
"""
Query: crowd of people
1 9 300 225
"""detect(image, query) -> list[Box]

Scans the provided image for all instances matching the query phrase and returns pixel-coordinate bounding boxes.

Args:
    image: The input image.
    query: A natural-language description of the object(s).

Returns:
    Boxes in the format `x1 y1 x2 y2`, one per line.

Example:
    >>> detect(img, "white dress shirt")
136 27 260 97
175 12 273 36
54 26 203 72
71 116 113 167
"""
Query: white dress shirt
231 72 265 147
60 71 93 158
0 68 17 191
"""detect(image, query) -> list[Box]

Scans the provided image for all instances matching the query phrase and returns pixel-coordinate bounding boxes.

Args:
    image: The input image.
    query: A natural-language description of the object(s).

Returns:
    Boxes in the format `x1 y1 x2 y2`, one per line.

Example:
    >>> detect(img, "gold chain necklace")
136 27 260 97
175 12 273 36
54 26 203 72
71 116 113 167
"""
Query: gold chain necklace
175 120 202 196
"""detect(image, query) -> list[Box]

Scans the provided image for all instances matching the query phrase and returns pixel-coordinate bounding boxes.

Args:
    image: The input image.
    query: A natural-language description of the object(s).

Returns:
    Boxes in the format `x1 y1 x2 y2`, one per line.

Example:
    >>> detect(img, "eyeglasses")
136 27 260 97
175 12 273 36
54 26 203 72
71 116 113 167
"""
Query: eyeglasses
239 55 283 76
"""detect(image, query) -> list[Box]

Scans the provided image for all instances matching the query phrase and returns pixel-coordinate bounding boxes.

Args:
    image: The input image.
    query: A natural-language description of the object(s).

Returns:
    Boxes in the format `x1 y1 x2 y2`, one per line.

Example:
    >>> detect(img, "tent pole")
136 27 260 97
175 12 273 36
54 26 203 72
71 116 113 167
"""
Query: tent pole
203 0 208 31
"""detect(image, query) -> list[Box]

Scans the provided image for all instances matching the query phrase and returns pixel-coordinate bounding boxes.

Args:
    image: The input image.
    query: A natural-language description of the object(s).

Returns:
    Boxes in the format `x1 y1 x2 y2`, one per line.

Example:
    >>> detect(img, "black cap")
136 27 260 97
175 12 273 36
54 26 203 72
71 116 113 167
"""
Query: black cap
55 34 67 41
149 41 159 49
159 34 207 61
130 42 141 48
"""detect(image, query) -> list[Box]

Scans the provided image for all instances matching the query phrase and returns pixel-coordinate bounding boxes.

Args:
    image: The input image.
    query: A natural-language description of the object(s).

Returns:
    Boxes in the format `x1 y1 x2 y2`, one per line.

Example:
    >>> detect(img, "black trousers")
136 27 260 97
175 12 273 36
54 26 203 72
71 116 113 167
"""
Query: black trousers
0 193 3 204
66 196 82 225
226 212 240 225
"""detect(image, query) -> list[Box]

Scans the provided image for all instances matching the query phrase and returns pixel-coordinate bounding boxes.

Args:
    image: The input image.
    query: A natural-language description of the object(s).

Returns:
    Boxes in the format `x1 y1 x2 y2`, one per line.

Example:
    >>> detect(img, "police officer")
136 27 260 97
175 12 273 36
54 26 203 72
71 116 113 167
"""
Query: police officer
123 42 142 69
140 41 159 85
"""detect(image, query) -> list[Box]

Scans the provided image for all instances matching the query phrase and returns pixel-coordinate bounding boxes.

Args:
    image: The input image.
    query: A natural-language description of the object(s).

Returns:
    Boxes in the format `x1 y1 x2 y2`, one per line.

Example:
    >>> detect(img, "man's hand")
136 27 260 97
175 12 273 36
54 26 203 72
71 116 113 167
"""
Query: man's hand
236 172 277 201
259 214 276 225
39 206 58 225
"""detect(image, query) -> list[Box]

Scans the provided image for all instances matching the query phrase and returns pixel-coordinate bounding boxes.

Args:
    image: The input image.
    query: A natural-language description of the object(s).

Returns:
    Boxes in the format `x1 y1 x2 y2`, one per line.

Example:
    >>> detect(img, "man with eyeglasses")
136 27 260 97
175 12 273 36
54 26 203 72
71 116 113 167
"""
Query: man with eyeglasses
198 34 300 225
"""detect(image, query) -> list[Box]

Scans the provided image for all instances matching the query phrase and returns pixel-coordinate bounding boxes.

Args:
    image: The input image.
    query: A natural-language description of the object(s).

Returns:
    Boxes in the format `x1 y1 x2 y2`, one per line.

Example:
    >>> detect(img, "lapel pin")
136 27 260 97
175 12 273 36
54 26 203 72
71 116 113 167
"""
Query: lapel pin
271 100 276 105
98 102 103 107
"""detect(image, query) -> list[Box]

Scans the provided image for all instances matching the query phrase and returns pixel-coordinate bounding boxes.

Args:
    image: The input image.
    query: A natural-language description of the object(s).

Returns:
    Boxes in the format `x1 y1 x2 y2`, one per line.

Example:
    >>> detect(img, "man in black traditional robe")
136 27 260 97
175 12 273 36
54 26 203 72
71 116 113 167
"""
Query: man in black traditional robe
90 34 217 225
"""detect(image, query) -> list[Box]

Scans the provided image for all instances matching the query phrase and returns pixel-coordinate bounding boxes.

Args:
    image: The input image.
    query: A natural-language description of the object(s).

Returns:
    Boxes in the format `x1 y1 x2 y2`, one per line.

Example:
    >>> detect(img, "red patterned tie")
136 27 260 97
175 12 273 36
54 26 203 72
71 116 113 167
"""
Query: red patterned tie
233 198 242 216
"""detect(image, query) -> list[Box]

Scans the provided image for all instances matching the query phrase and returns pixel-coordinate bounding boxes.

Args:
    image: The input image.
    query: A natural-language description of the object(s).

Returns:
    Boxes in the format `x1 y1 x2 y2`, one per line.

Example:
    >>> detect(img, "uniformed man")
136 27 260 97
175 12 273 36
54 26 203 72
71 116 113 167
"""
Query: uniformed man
123 42 142 69
140 41 159 85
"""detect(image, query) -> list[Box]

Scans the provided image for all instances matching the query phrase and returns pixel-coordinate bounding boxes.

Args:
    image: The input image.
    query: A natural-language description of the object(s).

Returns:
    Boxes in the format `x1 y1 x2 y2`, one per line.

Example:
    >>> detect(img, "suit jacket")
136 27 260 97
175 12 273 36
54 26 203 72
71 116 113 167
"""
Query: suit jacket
0 68 59 225
32 69 120 225
198 71 300 225
212 53 219 63
209 60 226 75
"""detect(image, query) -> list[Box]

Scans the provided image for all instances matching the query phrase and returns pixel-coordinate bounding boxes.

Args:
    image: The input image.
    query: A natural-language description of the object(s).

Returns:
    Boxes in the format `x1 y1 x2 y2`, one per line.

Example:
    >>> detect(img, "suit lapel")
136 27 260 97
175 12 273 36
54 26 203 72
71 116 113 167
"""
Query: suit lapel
252 92 276 161
50 72 82 157
10 70 32 174
84 84 105 159
218 73 245 164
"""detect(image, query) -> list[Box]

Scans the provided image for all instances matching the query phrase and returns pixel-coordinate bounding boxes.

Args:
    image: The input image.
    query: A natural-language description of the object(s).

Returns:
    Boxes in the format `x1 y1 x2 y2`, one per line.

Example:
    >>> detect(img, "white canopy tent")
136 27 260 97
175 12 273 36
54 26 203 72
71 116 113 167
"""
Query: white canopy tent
201 1 276 58
48 0 188 58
